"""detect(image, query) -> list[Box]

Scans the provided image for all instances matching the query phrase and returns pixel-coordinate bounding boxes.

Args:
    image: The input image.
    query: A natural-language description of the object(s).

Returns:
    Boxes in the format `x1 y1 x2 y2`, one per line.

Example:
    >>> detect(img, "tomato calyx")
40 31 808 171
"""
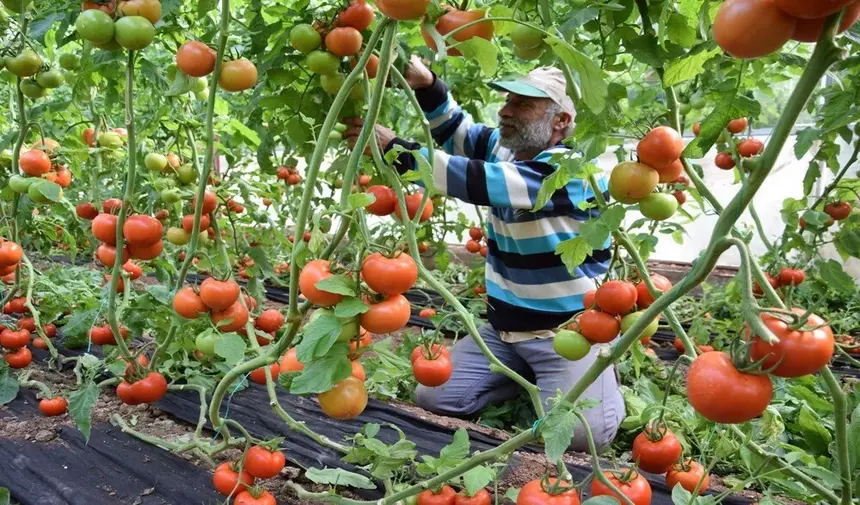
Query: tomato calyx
601 467 640 486
641 419 670 443
537 475 576 495
727 337 782 375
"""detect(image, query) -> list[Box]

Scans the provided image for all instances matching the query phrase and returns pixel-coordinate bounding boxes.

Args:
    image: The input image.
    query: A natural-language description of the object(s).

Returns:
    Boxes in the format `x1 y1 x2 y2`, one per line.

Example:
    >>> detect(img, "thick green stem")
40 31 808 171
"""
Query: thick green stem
574 412 635 505
822 367 852 505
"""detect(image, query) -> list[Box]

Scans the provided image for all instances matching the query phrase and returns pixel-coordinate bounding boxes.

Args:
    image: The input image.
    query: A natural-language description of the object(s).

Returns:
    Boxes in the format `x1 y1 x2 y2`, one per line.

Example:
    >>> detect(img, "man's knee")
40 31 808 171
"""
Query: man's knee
415 384 480 417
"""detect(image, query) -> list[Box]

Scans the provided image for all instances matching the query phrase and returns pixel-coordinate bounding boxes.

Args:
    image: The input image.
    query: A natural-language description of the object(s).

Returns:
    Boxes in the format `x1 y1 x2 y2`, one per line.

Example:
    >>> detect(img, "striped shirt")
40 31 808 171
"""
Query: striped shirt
387 76 611 332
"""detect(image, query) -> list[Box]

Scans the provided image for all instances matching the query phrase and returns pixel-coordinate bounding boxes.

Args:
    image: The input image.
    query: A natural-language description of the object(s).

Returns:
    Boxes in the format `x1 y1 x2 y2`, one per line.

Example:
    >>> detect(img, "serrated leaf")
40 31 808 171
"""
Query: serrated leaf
682 92 761 159
439 428 470 462
228 119 261 147
663 48 720 86
462 466 494 496
818 259 855 294
533 162 572 212
802 160 821 197
297 312 345 362
541 405 578 463
545 36 607 113
794 127 819 159
247 247 274 277
414 151 438 194
215 333 247 366
0 369 18 406
145 284 171 305
666 12 696 46
334 297 370 318
556 236 593 273
290 353 352 394
305 467 376 489
348 192 375 210
314 274 356 297
166 70 195 97
454 37 498 76
33 180 62 202
68 380 99 441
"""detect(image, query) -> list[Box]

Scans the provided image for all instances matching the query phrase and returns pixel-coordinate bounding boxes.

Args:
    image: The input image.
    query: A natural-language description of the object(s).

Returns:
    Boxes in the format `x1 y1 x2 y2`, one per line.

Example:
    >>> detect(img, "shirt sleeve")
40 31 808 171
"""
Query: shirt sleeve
414 74 496 161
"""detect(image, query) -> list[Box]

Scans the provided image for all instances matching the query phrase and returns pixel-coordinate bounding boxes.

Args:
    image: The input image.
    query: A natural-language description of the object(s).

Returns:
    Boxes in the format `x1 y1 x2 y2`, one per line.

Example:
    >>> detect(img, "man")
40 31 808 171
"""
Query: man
345 57 624 450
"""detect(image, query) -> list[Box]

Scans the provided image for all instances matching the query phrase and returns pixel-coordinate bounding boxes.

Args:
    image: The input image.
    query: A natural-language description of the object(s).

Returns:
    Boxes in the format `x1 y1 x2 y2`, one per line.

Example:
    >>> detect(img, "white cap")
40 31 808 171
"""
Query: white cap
489 67 576 119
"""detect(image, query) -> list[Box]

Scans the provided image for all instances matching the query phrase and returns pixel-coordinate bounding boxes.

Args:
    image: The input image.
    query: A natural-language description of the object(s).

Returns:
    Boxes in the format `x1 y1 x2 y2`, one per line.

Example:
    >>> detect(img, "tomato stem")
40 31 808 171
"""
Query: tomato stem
573 411 636 505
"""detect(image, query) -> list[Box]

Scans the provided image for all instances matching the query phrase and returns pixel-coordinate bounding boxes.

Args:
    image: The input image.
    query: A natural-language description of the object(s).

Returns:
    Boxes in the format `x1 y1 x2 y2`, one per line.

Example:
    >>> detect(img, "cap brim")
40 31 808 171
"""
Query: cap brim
488 80 550 98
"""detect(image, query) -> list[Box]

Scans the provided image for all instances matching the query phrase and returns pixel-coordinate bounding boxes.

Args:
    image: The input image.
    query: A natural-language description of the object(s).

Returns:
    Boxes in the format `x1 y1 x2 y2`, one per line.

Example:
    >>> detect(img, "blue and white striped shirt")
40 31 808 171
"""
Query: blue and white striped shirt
388 77 611 332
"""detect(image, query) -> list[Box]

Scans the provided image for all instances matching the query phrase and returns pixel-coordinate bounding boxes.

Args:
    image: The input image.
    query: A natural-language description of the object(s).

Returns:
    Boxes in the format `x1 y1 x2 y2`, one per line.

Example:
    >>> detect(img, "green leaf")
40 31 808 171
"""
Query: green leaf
290 353 352 394
215 333 247 366
0 487 9 505
440 428 470 462
0 365 19 406
670 484 694 504
348 192 375 210
33 180 62 202
794 128 819 159
166 70 195 97
305 467 376 489
817 259 855 294
545 36 607 113
413 151 438 193
68 379 99 442
541 403 578 462
297 312 345 362
462 466 494 496
334 297 370 318
145 284 171 305
666 12 696 46
556 236 593 273
533 162 572 212
682 92 761 159
848 405 860 470
453 38 498 76
197 0 216 17
802 161 821 197
314 274 356 297
503 488 520 503
582 498 621 505
228 119 261 147
795 404 832 454
663 48 720 86
247 247 274 277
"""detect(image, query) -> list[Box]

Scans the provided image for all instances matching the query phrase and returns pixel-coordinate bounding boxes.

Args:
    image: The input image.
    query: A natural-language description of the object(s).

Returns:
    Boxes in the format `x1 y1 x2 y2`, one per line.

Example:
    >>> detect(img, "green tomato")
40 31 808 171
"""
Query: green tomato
20 79 46 99
195 331 219 355
290 23 322 54
391 484 419 505
2 0 32 12
333 178 343 189
161 188 182 203
176 164 197 185
307 50 340 76
328 130 343 142
320 73 345 95
197 231 210 245
166 227 190 245
145 152 168 172
511 24 543 49
553 330 592 361
114 16 155 50
639 193 679 221
678 102 691 115
6 49 42 77
35 69 64 89
59 53 81 70
99 131 124 148
27 179 62 204
308 309 358 342
690 95 706 110
0 150 11 169
0 57 5 71
191 77 207 92
513 43 545 61
349 83 365 101
195 88 209 101
166 63 177 82
94 37 122 52
620 311 660 340
334 123 348 133
75 10 115 44
8 174 33 194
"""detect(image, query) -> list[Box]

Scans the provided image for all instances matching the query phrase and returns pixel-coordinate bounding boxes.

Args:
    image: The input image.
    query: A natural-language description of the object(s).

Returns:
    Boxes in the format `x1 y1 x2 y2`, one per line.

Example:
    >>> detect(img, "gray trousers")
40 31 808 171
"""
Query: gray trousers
416 326 625 451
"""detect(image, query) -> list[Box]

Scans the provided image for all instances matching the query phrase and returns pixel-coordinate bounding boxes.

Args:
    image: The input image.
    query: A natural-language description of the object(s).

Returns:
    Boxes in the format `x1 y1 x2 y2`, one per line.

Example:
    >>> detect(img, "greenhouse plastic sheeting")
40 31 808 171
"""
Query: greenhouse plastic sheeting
0 389 224 505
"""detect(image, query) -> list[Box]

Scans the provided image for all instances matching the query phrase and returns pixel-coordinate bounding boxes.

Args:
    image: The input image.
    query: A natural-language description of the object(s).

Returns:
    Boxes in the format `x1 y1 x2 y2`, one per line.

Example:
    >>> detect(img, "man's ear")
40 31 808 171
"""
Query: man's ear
554 112 572 132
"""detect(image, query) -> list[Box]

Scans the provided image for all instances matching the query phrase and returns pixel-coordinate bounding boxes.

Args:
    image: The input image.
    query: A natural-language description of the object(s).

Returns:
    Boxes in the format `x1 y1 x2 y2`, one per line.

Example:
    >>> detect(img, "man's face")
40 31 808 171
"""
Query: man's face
497 94 556 153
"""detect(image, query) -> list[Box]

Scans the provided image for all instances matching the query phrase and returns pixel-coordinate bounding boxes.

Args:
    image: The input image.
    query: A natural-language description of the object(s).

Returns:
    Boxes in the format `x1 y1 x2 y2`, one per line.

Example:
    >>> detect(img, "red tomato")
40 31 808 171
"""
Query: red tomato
279 347 305 372
582 289 596 309
411 344 449 363
1 329 30 349
211 301 250 333
419 308 437 318
176 40 216 77
366 185 397 216
39 397 68 416
465 240 481 253
655 158 684 183
174 287 209 319
687 351 772 423
577 310 620 344
824 200 852 221
632 428 683 474
249 363 280 385
591 472 651 505
76 202 100 220
774 0 855 18
0 242 22 268
673 191 687 205
32 337 48 350
715 152 735 170
418 486 457 505
791 2 860 42
748 308 834 378
777 267 805 286
727 117 748 134
318 376 368 419
635 275 672 308
516 479 579 505
421 8 494 57
212 462 254 497
96 244 129 267
336 0 375 30
234 489 277 505
298 259 344 307
738 138 763 157
91 213 119 245
4 347 32 368
359 294 411 333
123 214 163 246
753 272 779 296
123 261 143 280
16 317 35 332
116 381 141 405
595 280 638 315
181 214 211 233
102 198 123 214
413 354 452 387
199 277 241 311
19 149 51 176
454 489 491 505
394 193 433 222
325 26 363 56
469 226 484 240
713 0 796 58
637 126 683 170
128 239 163 261
243 445 286 479
255 309 284 333
361 252 418 295
666 460 710 495
131 372 168 403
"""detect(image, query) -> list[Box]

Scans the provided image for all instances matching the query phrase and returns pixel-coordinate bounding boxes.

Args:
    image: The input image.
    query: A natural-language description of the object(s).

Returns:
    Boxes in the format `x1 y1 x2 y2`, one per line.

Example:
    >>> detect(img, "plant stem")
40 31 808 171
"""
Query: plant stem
574 412 635 505
809 138 860 211
822 367 852 505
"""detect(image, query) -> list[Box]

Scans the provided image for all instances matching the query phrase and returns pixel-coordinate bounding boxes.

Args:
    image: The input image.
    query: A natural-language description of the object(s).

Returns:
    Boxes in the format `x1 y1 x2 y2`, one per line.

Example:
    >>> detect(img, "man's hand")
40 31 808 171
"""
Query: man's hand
342 117 397 155
404 55 434 90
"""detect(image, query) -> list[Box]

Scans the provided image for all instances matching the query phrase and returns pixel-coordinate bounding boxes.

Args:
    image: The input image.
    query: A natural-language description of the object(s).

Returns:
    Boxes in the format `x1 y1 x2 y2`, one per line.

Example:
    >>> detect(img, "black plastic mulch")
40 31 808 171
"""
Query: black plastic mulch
0 388 224 505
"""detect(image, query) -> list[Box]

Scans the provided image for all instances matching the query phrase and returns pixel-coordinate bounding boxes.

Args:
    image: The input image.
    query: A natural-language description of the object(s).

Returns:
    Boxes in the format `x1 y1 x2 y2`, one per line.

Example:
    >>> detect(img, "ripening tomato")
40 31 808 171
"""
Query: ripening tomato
131 372 168 403
413 354 452 387
454 489 491 505
19 149 51 176
235 490 277 505
365 185 396 215
4 347 31 368
582 289 596 309
715 152 735 170
774 0 855 19
128 239 163 261
419 308 437 318
595 280 638 315
609 162 659 204
255 309 284 333
418 486 457 505
422 8 494 56
777 267 805 286
824 200 852 220
0 241 23 267
713 0 796 59
394 193 433 222
591 471 651 505
635 274 672 308
181 214 211 233
96 244 129 267
418 242 430 253
632 428 683 474
123 214 163 246
692 122 701 136
517 479 579 505
213 462 254 497
39 397 68 416
577 310 620 344
687 351 772 423
350 54 380 78
199 278 241 311
336 0 375 30
31 337 48 350
738 138 764 157
76 202 99 220
299 259 344 307
43 323 57 339
791 2 860 42
1 329 30 349
211 301 250 333
359 294 411 333
654 158 684 183
249 363 280 385
666 460 710 495
92 213 119 245
748 308 834 378
279 347 304 372
637 126 683 169
174 287 209 319
119 0 162 23
55 168 72 188
318 376 368 419
176 41 216 77
219 58 258 92
727 117 748 134
465 240 481 253
325 27 363 57
361 252 418 295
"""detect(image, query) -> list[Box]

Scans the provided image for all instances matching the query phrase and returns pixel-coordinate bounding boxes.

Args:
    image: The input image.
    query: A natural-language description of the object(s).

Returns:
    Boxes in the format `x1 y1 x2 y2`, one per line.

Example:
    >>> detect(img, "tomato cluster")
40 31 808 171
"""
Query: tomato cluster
422 7 494 57
277 165 302 185
10 139 74 206
464 226 488 257
175 39 257 93
76 1 159 51
714 0 860 59
2 42 67 99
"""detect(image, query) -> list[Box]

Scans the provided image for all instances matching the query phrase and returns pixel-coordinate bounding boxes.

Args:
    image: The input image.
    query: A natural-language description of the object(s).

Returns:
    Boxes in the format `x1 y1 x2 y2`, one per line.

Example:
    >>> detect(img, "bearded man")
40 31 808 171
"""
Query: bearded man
344 57 624 450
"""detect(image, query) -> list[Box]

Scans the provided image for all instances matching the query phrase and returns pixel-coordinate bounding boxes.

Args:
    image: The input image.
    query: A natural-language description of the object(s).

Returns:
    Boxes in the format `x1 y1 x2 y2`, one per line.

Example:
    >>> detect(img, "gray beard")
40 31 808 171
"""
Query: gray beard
498 118 554 154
